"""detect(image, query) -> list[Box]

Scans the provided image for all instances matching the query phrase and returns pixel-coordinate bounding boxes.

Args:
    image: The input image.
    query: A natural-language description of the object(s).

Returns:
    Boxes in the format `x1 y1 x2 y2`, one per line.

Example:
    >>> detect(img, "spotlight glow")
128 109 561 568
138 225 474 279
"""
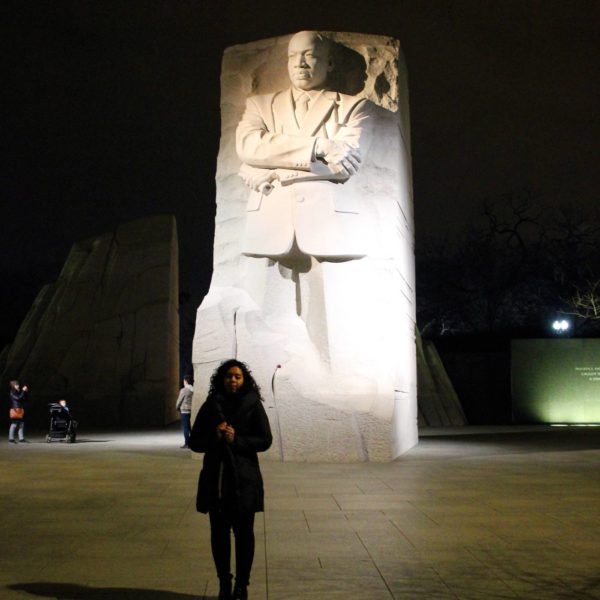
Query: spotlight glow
552 319 570 332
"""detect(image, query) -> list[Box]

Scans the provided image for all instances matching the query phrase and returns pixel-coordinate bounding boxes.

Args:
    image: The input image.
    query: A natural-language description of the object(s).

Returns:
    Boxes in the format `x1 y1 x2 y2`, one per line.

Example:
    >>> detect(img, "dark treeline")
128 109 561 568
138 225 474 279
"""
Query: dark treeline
417 188 600 339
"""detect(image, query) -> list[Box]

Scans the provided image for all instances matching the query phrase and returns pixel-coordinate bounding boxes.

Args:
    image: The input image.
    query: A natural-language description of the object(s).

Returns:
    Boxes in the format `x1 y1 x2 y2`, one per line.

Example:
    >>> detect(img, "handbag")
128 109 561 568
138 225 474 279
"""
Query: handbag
9 407 24 420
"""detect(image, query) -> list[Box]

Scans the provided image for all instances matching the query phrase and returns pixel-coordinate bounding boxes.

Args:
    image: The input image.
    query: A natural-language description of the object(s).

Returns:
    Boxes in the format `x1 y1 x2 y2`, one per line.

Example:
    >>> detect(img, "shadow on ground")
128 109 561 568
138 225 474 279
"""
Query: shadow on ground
8 583 204 599
46 439 114 444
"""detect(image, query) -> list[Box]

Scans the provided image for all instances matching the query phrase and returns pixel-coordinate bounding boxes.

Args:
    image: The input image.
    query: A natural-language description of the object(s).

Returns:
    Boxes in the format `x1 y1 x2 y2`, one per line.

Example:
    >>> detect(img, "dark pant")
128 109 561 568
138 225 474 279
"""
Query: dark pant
181 412 191 445
209 509 256 586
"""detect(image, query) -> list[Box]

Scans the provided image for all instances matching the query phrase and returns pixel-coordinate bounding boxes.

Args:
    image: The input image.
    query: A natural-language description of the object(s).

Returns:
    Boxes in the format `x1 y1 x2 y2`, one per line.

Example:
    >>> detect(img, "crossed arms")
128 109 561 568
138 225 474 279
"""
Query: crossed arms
235 94 373 192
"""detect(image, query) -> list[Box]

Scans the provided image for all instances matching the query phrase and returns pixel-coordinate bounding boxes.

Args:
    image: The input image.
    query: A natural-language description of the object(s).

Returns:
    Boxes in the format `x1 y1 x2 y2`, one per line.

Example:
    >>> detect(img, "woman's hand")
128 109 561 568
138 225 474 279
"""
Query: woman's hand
216 421 228 440
224 425 235 444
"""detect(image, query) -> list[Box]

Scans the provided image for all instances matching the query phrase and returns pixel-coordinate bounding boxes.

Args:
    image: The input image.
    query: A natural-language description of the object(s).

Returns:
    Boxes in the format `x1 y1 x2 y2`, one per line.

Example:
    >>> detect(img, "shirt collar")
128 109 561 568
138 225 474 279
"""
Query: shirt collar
292 88 321 103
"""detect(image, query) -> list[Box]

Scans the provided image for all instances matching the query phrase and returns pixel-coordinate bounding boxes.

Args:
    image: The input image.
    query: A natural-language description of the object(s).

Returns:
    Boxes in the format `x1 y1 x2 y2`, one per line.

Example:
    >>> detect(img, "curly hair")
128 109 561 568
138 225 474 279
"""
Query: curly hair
208 359 262 399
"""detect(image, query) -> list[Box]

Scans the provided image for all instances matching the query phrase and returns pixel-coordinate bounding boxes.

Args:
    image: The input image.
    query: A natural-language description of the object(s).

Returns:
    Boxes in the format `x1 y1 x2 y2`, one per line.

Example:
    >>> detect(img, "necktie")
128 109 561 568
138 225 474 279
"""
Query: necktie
296 93 310 124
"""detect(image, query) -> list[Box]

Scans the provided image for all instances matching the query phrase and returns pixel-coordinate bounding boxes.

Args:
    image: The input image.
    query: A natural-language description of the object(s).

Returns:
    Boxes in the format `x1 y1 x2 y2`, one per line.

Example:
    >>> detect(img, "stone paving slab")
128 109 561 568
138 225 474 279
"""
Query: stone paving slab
1 426 599 599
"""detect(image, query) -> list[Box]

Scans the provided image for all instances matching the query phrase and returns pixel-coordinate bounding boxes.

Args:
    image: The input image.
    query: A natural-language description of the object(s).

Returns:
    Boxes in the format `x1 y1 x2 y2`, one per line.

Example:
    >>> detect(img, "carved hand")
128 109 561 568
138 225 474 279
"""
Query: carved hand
315 139 362 177
240 169 279 192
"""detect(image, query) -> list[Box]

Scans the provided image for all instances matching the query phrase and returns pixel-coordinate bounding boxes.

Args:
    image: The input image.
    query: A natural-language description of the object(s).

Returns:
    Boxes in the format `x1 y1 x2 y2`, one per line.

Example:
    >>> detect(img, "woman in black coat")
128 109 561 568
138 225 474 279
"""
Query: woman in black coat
190 359 272 600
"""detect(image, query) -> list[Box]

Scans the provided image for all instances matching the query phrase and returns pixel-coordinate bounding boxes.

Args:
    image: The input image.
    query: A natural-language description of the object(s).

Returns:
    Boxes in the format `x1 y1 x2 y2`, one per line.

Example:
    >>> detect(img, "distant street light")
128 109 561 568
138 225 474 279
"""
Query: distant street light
552 319 570 333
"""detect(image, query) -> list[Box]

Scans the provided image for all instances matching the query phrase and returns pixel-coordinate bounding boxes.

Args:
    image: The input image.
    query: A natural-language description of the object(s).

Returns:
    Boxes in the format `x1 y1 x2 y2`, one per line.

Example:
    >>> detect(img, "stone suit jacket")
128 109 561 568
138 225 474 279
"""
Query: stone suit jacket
235 88 374 258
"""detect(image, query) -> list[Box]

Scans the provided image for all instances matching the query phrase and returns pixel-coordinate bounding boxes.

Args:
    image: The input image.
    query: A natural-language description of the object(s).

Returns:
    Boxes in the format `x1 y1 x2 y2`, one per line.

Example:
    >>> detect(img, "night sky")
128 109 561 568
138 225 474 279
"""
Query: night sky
3 0 599 349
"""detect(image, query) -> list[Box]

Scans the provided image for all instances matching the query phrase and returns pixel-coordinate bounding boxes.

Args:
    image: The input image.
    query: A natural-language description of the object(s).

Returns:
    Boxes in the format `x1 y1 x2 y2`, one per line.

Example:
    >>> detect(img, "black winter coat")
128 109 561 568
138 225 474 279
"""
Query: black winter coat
9 389 27 409
190 391 272 514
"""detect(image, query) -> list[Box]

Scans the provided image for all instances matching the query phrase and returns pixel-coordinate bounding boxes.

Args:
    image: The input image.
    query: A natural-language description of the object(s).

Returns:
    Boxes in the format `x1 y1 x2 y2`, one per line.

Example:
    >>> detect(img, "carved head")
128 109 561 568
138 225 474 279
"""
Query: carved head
287 31 334 91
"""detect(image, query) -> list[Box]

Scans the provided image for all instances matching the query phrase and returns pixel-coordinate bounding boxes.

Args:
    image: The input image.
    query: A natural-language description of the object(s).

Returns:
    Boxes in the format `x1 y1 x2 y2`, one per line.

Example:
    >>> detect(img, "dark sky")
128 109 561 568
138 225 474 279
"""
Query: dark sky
2 0 599 347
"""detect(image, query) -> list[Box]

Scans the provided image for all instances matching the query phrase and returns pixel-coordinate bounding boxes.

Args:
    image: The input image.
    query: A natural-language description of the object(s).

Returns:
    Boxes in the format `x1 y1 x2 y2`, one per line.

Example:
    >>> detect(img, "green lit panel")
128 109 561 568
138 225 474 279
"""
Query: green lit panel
511 339 600 423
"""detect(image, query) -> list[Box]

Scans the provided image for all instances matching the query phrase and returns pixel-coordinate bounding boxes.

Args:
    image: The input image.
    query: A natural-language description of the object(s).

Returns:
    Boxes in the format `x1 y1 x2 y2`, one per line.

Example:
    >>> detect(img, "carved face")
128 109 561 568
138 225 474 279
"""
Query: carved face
287 31 334 91
224 366 244 394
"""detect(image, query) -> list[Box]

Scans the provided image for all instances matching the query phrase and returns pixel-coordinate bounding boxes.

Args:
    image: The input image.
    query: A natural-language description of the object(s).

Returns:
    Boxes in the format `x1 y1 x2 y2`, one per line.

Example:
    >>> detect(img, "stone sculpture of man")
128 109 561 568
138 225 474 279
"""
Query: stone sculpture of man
236 30 374 260
193 30 418 460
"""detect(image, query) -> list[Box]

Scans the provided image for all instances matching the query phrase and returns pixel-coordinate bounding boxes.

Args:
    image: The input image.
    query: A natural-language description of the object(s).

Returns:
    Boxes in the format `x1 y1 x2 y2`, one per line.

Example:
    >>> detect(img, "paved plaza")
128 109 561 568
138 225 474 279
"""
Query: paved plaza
1 426 599 599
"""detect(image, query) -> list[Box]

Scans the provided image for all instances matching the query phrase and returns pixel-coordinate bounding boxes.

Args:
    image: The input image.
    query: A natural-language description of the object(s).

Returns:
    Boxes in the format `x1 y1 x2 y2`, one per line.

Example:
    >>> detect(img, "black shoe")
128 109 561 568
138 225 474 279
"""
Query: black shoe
232 584 248 600
218 575 233 599
9 439 17 444
20 439 30 443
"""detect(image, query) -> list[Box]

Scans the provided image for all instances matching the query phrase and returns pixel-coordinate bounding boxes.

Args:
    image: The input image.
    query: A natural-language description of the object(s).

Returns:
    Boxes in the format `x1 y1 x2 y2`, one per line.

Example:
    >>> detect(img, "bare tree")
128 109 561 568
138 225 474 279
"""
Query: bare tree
482 189 543 252
564 280 600 321
417 190 599 337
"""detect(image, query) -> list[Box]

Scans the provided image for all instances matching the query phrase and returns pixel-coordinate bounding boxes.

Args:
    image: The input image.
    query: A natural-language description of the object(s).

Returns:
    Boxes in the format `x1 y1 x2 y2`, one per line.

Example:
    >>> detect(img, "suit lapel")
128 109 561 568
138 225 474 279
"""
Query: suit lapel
273 89 299 133
300 90 338 136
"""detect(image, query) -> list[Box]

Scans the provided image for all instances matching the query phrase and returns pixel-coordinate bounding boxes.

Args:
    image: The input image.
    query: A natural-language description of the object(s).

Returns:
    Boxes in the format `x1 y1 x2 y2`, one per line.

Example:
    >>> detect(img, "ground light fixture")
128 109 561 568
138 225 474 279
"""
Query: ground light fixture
552 319 570 333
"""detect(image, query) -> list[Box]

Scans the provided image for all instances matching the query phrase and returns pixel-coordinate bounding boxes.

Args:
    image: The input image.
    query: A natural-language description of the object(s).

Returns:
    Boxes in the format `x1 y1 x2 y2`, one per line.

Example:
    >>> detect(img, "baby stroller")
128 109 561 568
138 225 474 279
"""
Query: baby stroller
46 403 77 443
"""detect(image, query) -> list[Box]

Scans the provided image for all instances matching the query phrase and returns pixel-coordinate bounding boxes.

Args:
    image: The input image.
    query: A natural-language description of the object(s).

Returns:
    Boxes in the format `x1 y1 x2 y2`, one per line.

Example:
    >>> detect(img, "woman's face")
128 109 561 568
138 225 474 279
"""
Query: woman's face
224 366 244 394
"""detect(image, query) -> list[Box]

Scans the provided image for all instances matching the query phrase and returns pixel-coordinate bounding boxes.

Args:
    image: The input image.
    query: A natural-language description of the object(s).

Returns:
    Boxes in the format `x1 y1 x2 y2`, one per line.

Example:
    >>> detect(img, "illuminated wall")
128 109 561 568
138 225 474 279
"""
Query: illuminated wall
511 339 600 423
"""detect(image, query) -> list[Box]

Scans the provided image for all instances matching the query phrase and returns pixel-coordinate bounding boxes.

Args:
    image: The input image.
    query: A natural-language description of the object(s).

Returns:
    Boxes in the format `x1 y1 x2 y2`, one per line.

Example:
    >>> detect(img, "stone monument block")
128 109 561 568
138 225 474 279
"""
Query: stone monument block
193 32 417 461
416 332 467 427
1 215 180 426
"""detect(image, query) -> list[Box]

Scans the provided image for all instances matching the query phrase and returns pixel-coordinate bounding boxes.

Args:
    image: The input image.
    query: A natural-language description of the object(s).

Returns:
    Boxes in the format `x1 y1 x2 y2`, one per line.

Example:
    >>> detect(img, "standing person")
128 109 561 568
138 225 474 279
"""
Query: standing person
8 380 29 444
190 360 272 600
57 398 78 441
175 375 194 449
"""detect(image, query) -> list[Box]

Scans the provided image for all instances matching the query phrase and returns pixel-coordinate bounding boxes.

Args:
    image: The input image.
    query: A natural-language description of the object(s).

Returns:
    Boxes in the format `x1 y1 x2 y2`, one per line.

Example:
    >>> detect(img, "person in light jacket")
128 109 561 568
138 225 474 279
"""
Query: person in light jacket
190 360 272 600
175 375 194 448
